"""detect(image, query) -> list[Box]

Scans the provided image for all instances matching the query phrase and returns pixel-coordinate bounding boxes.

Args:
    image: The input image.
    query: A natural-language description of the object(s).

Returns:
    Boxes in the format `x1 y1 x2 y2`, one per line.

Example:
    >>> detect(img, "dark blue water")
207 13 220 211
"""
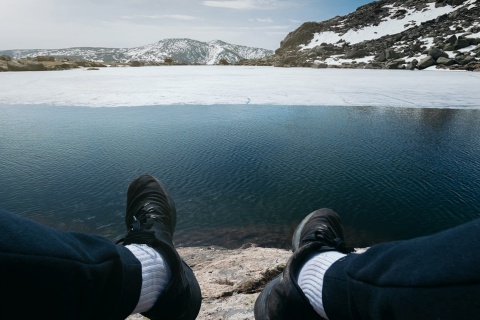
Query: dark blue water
1 104 479 248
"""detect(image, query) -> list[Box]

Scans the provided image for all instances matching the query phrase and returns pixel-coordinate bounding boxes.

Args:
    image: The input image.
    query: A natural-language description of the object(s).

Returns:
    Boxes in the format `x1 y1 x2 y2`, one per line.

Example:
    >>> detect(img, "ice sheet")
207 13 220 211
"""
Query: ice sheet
0 66 479 108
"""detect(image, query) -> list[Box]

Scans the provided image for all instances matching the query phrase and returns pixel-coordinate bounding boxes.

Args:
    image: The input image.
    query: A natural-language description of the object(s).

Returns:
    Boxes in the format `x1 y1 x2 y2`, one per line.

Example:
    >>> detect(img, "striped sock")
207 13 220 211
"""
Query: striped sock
298 251 346 319
125 244 172 314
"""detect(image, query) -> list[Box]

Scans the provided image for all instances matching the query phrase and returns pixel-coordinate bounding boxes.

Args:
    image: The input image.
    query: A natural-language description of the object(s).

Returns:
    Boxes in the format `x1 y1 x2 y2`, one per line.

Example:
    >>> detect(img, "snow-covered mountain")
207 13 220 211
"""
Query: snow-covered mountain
246 0 480 70
0 38 273 65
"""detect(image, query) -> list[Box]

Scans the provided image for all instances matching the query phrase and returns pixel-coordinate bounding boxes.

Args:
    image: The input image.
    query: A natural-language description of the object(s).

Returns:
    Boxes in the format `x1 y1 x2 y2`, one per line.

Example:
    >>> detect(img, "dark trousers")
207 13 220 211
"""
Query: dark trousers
0 209 142 320
323 218 480 320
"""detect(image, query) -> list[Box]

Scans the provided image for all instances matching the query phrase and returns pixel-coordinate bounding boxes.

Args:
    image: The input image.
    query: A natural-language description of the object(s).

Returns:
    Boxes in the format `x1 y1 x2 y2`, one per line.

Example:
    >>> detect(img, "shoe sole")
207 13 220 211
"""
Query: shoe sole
181 260 202 320
254 275 281 320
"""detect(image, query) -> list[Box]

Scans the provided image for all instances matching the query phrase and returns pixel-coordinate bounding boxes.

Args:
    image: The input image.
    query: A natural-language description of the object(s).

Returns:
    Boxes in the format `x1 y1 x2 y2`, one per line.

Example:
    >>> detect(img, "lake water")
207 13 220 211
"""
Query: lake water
1 104 479 249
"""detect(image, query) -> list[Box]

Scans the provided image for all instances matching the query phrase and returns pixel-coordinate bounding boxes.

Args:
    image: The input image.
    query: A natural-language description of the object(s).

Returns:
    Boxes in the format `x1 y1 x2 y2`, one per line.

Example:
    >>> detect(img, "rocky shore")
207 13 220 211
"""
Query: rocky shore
126 246 366 320
0 55 186 72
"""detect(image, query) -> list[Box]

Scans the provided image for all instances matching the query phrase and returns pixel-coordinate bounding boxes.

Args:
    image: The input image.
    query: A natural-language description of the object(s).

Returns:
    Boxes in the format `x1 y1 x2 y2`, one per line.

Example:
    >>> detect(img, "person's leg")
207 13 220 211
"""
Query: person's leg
254 208 354 320
322 217 480 320
0 174 201 320
0 208 142 320
116 174 202 320
254 208 480 320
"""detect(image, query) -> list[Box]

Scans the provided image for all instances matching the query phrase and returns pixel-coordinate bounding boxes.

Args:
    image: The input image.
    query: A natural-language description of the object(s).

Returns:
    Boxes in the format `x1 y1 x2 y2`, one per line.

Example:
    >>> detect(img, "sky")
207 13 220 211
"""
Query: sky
1 0 373 51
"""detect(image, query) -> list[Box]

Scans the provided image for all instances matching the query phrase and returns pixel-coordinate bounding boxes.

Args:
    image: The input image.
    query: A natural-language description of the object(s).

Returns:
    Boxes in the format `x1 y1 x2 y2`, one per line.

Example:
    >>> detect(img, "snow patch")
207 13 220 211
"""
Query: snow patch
301 3 463 49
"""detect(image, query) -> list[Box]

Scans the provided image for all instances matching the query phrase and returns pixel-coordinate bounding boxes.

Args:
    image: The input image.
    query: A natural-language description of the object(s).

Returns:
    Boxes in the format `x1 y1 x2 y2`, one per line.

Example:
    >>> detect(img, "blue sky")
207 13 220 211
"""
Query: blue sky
2 0 374 50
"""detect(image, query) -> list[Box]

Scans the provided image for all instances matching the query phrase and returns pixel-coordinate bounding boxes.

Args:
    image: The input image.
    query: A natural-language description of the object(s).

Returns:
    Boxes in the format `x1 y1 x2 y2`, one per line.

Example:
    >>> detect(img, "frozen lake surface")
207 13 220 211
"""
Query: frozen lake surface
0 66 479 108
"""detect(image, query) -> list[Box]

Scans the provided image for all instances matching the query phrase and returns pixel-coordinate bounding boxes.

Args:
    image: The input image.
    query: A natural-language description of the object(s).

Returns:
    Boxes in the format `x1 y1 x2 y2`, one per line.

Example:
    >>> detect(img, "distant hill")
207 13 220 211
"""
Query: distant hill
242 0 480 71
0 38 273 65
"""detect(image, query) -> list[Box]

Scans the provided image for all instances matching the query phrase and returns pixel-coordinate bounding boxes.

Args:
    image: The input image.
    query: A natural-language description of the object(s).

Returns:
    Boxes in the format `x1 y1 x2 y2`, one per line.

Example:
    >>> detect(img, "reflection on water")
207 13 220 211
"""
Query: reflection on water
1 105 479 249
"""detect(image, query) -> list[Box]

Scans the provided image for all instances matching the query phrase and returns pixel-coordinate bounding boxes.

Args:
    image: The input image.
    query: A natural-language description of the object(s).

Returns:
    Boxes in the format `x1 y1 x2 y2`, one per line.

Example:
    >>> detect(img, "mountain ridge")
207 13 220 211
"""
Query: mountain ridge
0 38 273 65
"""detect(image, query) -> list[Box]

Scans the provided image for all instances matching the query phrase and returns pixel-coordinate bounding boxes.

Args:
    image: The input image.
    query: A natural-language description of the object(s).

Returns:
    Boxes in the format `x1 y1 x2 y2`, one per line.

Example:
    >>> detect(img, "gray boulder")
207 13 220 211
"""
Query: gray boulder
406 59 418 70
0 61 8 72
456 38 471 50
25 61 46 71
385 49 400 60
444 43 457 51
7 61 29 71
428 47 449 60
445 34 457 45
35 56 55 62
344 49 369 59
418 56 435 69
436 57 455 65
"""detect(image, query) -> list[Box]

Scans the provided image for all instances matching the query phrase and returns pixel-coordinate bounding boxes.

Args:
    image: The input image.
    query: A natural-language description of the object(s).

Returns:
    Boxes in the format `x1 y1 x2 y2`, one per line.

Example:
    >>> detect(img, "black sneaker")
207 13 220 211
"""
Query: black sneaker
292 208 354 253
254 208 353 320
118 175 201 320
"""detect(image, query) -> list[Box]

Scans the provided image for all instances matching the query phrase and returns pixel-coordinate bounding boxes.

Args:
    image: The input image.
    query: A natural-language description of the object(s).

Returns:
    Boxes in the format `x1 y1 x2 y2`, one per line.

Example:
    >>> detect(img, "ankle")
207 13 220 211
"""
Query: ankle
125 244 172 314
298 251 347 319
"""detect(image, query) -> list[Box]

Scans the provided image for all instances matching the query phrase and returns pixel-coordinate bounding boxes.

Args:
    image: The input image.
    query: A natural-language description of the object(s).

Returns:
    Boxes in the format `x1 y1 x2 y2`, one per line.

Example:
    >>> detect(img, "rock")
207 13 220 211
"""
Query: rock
436 14 448 23
385 60 403 69
60 62 77 69
344 49 369 59
87 67 100 70
90 61 107 68
129 61 143 67
385 49 400 60
124 246 368 320
436 57 456 65
428 47 449 60
24 61 46 71
0 55 12 61
167 247 290 320
418 55 435 69
0 61 8 72
406 59 418 70
463 55 476 64
455 38 471 49
445 34 457 45
7 60 29 71
35 56 55 62
444 43 457 51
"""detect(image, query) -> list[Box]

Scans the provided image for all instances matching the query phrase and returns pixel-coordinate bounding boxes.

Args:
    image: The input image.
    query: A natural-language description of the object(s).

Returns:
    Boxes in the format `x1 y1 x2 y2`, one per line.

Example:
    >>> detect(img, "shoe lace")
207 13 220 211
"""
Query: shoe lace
116 215 156 246
314 224 355 254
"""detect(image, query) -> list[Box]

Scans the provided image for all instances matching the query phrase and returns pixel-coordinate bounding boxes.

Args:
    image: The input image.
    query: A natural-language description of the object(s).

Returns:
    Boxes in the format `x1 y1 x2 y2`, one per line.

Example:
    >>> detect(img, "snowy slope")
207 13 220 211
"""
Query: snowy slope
302 1 477 49
270 0 480 70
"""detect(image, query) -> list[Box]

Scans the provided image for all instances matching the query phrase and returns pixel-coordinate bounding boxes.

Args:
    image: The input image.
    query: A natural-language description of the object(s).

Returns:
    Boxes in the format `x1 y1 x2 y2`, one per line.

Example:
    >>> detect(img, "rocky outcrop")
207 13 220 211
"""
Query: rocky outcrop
0 55 171 72
125 246 368 320
125 246 291 320
241 0 480 71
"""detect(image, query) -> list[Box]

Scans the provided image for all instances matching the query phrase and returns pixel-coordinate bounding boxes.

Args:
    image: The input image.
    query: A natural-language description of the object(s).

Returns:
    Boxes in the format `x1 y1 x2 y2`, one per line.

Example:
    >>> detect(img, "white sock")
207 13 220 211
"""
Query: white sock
298 251 346 319
126 244 172 314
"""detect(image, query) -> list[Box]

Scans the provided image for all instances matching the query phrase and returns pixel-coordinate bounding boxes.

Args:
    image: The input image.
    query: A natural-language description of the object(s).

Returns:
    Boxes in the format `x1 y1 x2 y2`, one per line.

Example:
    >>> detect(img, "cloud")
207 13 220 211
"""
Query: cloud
121 14 199 20
203 0 291 10
162 14 200 20
248 18 274 23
